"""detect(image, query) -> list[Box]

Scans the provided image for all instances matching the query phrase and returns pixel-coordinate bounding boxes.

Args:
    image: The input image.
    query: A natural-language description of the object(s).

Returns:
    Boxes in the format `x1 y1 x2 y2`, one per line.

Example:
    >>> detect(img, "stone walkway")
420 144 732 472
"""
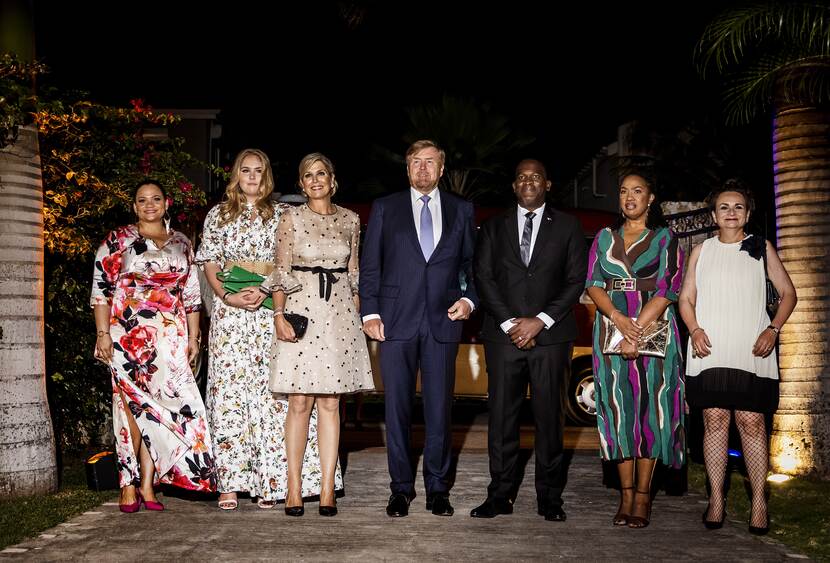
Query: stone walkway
0 443 807 561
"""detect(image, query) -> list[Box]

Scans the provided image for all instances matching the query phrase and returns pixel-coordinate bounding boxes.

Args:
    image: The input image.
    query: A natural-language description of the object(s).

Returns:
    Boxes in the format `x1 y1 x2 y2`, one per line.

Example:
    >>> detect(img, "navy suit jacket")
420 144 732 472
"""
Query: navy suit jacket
359 190 478 343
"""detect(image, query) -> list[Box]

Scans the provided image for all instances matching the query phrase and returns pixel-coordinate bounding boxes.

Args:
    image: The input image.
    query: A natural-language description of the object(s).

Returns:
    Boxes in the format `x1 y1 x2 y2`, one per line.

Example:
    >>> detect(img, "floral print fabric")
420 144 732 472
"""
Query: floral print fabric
91 225 216 491
197 203 341 499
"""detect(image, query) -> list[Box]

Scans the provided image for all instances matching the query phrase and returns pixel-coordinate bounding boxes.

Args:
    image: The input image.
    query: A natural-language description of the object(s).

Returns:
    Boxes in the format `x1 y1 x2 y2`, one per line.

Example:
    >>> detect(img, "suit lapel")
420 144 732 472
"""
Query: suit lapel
506 206 522 265
428 191 455 262
527 206 554 268
399 191 426 261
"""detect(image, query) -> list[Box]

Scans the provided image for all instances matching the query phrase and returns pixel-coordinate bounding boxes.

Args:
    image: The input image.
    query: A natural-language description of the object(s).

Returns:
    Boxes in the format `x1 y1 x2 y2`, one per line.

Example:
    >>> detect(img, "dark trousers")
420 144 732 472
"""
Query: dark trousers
380 313 458 496
484 341 570 507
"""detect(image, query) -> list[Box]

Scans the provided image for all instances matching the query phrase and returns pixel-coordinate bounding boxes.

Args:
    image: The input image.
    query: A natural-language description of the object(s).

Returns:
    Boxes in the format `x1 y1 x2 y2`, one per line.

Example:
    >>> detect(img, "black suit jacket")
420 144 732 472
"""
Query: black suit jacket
474 205 588 345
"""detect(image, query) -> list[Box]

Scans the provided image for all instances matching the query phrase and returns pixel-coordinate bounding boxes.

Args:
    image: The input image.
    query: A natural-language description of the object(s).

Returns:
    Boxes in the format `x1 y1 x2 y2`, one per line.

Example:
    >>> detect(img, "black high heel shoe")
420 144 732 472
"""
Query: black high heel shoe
319 504 338 517
748 506 769 535
285 499 304 517
702 504 726 530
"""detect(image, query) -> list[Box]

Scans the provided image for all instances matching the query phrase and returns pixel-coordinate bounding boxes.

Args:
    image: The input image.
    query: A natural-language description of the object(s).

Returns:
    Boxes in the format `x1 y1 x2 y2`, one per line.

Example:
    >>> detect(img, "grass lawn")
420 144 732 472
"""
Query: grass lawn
687 460 830 560
0 452 117 550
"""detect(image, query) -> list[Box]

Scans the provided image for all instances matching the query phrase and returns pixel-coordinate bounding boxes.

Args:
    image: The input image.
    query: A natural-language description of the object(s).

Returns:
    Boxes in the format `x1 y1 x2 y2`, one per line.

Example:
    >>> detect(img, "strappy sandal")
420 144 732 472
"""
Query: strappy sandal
627 489 652 529
218 494 238 511
613 486 634 526
257 499 277 510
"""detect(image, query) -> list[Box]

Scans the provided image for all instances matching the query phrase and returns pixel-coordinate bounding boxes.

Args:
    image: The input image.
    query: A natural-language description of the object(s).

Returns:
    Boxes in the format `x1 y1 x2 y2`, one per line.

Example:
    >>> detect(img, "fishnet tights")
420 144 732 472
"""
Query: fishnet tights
735 411 769 528
703 408 768 527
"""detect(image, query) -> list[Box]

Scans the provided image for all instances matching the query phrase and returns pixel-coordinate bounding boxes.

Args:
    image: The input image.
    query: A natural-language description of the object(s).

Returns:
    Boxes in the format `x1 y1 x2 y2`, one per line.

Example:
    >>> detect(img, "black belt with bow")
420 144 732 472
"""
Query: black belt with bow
292 265 348 301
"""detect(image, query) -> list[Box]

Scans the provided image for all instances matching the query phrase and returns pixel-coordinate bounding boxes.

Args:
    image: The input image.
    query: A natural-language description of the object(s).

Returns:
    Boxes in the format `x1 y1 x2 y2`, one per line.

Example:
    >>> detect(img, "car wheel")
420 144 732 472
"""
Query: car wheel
566 362 596 426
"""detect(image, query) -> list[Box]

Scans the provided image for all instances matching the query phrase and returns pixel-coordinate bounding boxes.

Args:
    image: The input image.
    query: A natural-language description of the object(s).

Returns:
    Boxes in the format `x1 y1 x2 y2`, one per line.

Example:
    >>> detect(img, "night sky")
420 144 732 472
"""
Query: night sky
33 1 766 199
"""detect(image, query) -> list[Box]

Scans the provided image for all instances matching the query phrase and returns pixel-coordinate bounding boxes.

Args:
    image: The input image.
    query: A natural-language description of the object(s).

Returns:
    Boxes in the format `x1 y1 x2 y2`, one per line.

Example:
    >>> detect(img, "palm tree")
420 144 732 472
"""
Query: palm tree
0 7 58 496
697 1 830 477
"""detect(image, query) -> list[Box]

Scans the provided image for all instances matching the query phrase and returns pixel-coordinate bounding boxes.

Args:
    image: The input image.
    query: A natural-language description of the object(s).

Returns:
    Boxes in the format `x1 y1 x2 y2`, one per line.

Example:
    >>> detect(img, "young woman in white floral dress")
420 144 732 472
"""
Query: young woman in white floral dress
197 149 341 510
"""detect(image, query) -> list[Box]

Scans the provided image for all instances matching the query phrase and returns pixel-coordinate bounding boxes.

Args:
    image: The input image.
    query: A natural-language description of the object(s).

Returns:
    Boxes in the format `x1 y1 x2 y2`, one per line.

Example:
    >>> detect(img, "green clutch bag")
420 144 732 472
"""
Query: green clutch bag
216 266 273 310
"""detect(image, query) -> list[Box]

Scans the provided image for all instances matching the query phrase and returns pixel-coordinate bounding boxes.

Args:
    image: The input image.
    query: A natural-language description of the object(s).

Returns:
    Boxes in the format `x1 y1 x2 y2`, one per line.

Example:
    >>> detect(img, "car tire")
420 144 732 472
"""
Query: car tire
566 360 596 426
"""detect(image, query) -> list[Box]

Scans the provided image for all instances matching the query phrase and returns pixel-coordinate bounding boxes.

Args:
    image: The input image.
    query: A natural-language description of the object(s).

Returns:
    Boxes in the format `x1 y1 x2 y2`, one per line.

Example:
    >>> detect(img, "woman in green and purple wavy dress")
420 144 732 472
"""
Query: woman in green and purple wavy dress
585 171 684 529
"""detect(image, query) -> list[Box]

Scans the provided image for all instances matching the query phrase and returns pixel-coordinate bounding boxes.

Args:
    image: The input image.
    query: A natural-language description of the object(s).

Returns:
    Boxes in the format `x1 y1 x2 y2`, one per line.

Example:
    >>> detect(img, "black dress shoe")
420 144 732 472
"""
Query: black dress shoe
386 493 411 517
285 505 304 517
543 506 567 522
470 499 514 518
319 505 338 517
427 493 454 516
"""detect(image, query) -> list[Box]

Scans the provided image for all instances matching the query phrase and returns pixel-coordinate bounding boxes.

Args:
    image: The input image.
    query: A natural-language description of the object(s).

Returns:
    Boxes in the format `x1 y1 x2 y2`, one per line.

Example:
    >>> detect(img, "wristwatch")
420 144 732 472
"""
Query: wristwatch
767 325 780 334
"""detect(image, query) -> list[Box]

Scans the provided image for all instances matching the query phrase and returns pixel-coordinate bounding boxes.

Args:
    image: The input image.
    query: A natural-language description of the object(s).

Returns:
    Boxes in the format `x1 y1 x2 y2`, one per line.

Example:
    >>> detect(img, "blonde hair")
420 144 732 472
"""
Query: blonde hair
405 139 445 167
219 148 275 226
297 152 339 196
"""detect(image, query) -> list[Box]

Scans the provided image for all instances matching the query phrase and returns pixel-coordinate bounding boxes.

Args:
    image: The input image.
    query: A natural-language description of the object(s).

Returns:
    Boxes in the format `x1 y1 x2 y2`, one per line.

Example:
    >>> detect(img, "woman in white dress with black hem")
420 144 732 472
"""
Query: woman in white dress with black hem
679 180 796 535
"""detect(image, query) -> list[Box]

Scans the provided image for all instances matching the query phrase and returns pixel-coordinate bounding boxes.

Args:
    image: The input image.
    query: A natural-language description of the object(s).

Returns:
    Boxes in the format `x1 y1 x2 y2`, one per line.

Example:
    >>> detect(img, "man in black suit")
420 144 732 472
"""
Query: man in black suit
470 159 587 522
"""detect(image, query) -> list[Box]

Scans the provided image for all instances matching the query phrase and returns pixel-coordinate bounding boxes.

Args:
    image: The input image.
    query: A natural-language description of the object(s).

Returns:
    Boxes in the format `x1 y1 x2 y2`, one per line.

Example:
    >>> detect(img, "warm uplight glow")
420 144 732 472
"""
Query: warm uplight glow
774 452 799 473
767 473 792 484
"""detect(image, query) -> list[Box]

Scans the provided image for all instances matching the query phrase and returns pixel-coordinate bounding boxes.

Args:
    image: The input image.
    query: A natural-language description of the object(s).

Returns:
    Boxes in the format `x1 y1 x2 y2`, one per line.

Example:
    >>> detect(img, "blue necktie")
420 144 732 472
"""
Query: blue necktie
419 195 434 260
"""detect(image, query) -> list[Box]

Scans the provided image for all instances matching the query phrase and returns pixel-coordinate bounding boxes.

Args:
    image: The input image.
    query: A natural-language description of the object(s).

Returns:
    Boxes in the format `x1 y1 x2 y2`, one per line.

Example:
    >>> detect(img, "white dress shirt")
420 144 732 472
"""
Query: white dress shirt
411 186 442 247
361 187 473 324
500 203 554 333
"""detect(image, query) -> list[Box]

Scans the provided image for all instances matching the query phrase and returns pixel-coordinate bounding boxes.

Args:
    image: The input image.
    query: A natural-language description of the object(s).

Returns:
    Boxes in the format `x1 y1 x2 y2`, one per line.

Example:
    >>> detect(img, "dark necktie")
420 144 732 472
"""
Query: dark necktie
520 211 536 266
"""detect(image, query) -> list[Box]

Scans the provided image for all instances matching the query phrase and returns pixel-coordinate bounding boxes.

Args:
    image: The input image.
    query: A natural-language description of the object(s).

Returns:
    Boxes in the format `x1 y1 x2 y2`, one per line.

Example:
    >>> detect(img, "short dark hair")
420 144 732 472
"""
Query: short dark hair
705 178 755 213
132 178 167 201
613 168 666 230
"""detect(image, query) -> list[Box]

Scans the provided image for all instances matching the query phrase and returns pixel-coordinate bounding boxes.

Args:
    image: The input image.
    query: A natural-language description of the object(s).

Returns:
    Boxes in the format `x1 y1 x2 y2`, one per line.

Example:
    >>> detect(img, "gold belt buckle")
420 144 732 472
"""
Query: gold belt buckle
613 278 636 291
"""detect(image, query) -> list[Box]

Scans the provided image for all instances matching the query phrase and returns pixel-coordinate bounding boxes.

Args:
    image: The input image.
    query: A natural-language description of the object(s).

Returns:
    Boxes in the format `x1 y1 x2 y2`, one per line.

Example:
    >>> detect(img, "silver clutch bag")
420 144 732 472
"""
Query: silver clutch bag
602 315 670 358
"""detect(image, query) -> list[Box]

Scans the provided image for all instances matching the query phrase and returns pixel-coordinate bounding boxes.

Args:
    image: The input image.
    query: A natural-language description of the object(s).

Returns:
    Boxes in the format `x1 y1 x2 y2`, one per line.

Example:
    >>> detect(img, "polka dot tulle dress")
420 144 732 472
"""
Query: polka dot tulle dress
265 204 375 395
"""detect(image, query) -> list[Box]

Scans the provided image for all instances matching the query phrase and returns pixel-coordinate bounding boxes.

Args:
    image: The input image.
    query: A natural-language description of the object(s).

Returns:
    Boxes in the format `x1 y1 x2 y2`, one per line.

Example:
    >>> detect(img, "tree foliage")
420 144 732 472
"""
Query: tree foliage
2 52 222 447
696 1 830 124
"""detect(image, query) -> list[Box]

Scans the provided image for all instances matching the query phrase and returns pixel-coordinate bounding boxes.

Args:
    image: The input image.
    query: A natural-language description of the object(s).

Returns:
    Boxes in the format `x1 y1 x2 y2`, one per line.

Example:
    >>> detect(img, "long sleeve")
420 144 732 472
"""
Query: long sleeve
474 222 513 323
195 205 225 269
358 200 383 317
459 201 479 308
90 230 121 308
263 209 301 293
540 216 588 322
655 228 684 302
347 214 360 295
585 229 608 289
181 236 202 314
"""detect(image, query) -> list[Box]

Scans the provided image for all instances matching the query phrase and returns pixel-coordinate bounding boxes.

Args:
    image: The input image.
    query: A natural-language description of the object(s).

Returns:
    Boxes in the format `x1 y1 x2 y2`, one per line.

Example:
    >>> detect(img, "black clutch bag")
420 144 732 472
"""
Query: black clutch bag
85 451 119 491
762 249 781 317
283 313 309 339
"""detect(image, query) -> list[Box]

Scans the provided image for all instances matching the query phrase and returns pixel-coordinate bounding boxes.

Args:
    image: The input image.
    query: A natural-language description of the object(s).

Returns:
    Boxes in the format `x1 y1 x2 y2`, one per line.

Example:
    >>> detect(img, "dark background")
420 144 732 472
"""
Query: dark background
33 0 771 202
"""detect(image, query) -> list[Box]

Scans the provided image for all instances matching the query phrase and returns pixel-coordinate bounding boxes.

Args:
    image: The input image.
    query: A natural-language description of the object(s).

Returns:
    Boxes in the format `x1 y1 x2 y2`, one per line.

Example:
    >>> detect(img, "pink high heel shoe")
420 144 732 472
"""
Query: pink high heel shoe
119 492 141 514
142 493 165 512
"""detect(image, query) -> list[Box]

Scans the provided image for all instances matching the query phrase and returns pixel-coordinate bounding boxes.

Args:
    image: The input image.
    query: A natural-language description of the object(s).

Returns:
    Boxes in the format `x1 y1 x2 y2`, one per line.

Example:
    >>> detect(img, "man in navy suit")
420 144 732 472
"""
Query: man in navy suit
360 139 478 517
470 159 587 522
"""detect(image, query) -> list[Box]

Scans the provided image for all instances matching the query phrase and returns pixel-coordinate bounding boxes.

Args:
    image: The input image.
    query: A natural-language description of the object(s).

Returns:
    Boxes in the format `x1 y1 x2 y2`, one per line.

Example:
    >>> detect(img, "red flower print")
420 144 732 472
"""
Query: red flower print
120 325 158 365
102 252 122 280
145 289 177 313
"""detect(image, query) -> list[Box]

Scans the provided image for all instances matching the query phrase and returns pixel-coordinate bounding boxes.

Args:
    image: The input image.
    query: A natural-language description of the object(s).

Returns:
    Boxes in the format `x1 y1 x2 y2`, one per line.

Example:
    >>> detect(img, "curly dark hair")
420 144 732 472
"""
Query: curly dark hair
612 168 666 230
704 178 755 213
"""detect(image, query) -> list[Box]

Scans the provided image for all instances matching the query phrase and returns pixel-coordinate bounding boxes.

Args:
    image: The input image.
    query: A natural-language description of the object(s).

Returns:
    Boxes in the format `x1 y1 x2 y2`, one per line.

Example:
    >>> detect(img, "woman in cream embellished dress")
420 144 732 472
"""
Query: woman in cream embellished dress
267 153 374 516
197 148 340 510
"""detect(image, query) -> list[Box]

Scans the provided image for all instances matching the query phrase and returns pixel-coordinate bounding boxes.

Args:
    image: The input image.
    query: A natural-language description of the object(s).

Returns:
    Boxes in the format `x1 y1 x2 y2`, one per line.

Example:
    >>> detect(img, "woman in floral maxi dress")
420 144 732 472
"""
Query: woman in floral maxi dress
197 149 339 510
92 181 216 512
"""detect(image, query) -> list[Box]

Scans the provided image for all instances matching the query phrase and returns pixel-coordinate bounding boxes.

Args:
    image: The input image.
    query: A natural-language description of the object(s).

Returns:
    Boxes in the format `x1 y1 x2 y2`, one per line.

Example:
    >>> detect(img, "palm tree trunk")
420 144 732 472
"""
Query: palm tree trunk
0 125 58 497
770 106 830 478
